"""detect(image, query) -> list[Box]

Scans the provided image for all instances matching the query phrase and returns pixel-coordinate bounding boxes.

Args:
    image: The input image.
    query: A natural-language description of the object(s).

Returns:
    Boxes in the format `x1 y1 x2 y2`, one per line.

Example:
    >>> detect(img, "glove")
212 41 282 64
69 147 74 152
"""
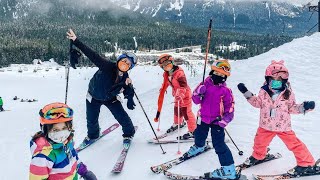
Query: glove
70 48 81 69
127 97 136 110
303 101 315 111
154 111 160 122
82 171 97 180
237 83 248 93
217 119 228 128
78 162 97 180
175 88 185 102
194 84 206 96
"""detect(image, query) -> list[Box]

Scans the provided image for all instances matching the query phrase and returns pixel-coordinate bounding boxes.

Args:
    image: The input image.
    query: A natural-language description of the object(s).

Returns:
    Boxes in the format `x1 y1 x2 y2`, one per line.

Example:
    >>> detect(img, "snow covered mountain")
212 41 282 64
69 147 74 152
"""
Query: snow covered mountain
1 32 320 179
0 0 317 35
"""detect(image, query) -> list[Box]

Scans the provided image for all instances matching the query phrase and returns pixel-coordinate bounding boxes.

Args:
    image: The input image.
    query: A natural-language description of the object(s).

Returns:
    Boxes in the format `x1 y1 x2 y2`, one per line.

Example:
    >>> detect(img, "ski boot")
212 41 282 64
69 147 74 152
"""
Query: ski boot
287 165 316 175
79 136 98 148
185 144 205 157
123 136 133 149
166 121 186 133
204 164 238 180
177 131 194 140
244 155 264 166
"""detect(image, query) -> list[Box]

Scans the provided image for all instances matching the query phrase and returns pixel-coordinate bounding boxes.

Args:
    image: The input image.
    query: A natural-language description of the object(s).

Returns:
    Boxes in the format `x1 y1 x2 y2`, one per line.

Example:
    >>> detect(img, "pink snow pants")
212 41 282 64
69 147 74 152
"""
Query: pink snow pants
174 103 196 132
252 127 315 167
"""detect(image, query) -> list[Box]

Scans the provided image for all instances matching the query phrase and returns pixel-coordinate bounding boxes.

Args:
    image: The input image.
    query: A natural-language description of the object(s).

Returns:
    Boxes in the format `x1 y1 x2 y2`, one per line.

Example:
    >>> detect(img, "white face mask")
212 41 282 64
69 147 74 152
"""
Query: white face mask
48 130 71 144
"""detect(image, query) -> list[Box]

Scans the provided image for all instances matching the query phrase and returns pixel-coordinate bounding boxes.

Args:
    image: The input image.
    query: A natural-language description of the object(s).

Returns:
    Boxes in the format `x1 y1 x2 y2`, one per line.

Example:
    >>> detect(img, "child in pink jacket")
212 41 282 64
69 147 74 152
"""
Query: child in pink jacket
237 60 318 175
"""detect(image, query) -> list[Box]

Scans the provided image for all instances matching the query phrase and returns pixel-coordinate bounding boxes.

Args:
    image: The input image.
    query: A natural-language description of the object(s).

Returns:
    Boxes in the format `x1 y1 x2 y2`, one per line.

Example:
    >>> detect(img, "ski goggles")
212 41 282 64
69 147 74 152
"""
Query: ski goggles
159 60 172 69
125 52 138 65
211 60 231 76
270 70 289 79
41 107 74 120
158 55 173 65
212 60 231 72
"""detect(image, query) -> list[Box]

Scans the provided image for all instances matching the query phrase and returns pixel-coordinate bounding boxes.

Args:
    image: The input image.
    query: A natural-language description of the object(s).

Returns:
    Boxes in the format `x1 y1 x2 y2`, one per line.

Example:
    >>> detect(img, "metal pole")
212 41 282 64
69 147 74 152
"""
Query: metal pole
132 89 166 154
177 100 181 155
318 0 320 32
65 62 70 104
202 19 213 83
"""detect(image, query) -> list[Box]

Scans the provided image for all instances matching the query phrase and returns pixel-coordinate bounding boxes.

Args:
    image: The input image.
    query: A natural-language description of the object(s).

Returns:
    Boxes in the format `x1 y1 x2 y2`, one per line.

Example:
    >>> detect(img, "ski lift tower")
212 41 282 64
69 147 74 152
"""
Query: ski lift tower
309 1 320 32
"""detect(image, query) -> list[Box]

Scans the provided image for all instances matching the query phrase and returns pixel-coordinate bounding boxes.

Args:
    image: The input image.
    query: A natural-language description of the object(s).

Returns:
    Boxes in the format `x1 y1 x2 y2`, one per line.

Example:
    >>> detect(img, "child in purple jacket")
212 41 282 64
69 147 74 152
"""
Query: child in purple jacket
185 60 238 179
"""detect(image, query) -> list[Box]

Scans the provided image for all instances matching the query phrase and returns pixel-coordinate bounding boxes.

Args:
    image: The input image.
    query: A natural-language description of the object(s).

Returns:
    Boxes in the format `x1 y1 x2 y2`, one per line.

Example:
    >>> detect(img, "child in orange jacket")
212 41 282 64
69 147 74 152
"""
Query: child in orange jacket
154 54 196 139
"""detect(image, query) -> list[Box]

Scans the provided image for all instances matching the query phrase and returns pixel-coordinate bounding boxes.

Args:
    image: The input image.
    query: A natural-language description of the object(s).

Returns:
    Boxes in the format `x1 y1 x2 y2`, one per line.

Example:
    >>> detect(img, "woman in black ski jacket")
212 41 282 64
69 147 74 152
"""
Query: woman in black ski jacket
67 29 137 147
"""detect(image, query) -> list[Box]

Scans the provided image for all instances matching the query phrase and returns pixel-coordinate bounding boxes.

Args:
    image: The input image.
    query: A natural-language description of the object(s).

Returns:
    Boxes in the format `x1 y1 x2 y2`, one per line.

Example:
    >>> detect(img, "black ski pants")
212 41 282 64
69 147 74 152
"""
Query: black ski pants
86 98 135 139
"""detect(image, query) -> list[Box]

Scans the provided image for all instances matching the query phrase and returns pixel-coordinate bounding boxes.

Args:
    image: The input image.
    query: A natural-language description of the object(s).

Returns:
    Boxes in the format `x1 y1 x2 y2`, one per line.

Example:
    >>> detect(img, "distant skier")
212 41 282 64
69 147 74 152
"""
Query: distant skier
237 60 318 175
186 60 238 179
66 29 137 148
13 96 18 100
0 97 4 111
154 54 196 139
29 102 97 180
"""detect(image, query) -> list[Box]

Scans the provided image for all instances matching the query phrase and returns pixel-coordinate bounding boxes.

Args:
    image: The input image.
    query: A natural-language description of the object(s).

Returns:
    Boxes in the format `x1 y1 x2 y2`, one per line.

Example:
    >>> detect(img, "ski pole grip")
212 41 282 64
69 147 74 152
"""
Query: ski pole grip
154 111 160 122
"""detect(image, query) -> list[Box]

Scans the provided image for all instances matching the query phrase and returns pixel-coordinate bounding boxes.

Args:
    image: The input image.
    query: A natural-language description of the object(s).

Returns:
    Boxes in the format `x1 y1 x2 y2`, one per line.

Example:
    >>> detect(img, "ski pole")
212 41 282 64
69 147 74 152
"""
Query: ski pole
157 117 161 132
177 100 181 155
202 18 213 83
132 87 166 154
65 61 70 104
224 129 243 156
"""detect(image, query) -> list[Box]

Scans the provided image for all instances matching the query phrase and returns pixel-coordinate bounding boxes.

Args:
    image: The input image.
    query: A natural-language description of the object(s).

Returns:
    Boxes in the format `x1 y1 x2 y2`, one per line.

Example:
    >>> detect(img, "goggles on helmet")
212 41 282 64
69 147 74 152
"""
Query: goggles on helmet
41 107 74 120
270 70 288 79
211 60 231 76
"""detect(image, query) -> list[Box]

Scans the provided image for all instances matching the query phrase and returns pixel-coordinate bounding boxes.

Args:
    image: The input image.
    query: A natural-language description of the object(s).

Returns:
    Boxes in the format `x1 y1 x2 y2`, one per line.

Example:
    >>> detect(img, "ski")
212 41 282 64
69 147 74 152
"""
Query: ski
236 152 282 171
0 110 11 112
163 167 248 180
150 145 212 174
150 121 187 141
253 159 320 180
148 138 230 144
111 126 138 173
76 123 120 152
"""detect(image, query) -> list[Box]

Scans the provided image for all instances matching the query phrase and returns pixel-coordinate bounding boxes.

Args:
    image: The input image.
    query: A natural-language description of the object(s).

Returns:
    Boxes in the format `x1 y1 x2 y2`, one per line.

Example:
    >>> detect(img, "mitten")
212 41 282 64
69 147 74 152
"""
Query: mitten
70 48 81 69
127 97 136 110
193 84 206 96
78 162 97 180
237 83 248 93
303 101 315 111
175 88 186 102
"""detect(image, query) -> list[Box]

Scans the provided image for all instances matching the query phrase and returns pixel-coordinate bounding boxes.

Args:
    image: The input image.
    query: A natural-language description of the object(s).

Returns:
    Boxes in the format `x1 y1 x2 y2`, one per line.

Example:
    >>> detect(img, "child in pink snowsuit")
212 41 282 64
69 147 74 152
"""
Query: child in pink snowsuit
237 60 318 175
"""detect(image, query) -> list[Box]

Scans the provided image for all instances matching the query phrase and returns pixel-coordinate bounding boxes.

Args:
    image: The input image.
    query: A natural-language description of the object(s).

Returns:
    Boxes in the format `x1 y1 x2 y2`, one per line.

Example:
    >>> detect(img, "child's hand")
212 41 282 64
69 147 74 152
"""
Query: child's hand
175 88 186 102
66 29 77 41
193 84 206 97
303 101 315 113
217 119 228 128
237 83 248 93
237 83 253 99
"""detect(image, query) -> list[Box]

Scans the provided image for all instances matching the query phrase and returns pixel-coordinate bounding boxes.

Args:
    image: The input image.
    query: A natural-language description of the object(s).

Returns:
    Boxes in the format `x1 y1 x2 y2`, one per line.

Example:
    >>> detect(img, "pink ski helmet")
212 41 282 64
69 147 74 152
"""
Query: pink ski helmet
265 60 289 79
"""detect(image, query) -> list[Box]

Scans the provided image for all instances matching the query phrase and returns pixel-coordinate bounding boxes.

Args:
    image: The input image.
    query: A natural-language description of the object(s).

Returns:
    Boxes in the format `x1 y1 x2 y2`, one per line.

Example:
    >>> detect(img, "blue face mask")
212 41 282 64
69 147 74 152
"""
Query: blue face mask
270 80 282 90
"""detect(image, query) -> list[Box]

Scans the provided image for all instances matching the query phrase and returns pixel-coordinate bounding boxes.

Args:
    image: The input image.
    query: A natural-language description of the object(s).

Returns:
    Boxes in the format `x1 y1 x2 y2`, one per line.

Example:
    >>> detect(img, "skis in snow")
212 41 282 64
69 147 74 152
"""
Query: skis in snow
150 145 212 174
237 152 282 171
253 158 320 180
111 126 138 173
162 152 281 180
76 123 120 152
148 137 230 144
163 168 248 180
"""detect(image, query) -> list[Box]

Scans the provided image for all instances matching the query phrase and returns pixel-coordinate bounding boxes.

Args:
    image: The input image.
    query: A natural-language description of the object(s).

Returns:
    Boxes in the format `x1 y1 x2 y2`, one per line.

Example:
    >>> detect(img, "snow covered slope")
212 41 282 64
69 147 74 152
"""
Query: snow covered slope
1 33 320 179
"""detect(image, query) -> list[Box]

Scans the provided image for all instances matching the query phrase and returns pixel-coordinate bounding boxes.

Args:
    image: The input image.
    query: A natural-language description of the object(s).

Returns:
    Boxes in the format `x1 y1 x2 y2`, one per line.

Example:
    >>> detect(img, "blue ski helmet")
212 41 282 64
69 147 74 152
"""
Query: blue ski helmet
117 52 138 70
